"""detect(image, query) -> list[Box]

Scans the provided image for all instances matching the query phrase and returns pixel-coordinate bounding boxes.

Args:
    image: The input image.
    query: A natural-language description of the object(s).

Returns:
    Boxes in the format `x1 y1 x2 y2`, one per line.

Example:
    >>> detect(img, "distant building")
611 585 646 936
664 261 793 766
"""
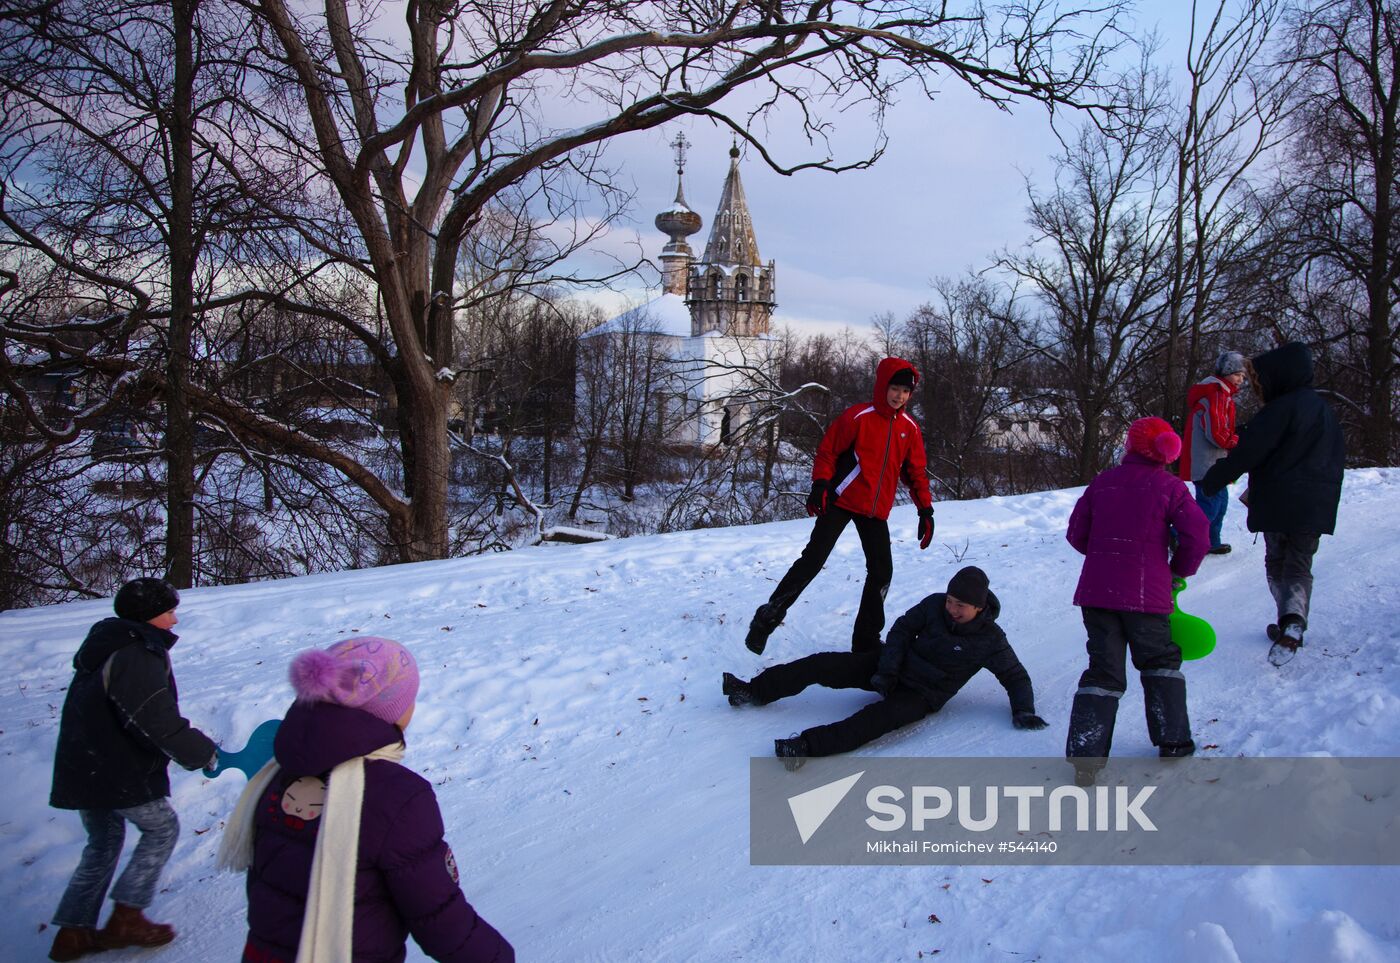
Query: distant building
583 136 779 448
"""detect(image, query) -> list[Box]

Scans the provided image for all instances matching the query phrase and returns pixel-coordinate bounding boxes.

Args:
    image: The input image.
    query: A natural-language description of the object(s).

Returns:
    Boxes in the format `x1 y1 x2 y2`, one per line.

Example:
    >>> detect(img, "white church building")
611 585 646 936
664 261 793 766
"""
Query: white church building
582 138 779 448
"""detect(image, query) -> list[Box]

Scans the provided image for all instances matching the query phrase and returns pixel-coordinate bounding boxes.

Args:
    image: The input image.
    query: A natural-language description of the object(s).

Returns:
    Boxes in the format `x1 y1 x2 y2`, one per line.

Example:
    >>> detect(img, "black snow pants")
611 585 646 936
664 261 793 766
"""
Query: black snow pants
764 507 893 652
1065 607 1191 766
749 650 936 757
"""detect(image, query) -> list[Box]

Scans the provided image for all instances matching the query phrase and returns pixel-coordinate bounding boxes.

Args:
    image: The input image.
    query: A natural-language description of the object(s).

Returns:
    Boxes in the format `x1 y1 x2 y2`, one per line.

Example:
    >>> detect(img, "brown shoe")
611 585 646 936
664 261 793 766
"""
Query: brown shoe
98 904 175 949
48 926 108 962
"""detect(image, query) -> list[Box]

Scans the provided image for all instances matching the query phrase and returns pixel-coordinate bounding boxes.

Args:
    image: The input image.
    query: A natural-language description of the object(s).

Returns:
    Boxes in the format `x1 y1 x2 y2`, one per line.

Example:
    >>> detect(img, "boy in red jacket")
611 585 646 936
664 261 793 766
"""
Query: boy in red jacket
746 357 934 655
1179 351 1245 554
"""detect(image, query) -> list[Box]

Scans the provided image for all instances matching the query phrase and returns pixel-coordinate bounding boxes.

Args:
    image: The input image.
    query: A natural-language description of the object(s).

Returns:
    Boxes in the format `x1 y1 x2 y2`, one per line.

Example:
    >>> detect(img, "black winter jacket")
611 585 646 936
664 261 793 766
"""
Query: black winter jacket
50 617 216 810
1200 342 1344 535
875 591 1035 714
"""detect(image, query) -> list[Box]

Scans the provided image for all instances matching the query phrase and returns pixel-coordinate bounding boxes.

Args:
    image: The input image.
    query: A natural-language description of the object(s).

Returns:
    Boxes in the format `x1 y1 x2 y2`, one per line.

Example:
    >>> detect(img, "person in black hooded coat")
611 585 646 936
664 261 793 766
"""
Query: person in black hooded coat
1200 341 1345 649
48 578 218 962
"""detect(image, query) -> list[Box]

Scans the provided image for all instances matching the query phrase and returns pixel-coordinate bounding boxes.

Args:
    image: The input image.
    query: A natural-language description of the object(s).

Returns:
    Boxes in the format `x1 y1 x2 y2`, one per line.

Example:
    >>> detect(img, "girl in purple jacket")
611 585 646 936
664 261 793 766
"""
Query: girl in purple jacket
1064 418 1210 785
219 637 513 963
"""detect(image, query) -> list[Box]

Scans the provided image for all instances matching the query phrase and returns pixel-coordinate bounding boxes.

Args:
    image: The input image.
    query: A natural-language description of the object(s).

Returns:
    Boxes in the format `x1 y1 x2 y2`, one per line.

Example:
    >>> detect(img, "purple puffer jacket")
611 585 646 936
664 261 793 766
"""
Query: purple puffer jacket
243 700 513 963
1066 452 1210 613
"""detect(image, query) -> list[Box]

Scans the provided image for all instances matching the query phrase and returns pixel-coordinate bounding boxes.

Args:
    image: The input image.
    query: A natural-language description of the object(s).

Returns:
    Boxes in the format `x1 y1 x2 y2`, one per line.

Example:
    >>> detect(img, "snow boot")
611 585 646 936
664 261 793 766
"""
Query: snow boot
1280 617 1305 646
745 602 784 655
1269 616 1305 666
1072 765 1098 788
775 735 810 772
48 927 107 962
1207 543 1232 555
98 904 174 950
1065 690 1119 764
1141 670 1193 758
722 672 760 707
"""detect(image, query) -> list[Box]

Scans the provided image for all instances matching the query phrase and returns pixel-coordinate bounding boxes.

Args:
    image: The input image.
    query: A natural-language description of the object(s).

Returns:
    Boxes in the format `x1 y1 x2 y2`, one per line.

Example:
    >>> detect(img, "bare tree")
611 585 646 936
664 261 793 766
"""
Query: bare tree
901 275 1039 497
229 0 1131 560
1280 0 1400 463
1161 0 1296 409
0 0 291 586
998 73 1176 482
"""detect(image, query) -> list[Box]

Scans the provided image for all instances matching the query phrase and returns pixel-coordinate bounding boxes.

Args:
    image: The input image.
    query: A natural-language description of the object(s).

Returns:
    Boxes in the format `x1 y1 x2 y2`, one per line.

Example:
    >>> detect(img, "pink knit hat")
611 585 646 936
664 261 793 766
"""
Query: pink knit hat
289 636 420 727
1126 417 1182 464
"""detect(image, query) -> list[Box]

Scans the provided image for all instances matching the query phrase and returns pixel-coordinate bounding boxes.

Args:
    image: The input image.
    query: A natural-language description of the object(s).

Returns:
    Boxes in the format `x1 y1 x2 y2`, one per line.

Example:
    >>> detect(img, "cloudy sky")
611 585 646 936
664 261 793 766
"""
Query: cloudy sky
579 0 1198 336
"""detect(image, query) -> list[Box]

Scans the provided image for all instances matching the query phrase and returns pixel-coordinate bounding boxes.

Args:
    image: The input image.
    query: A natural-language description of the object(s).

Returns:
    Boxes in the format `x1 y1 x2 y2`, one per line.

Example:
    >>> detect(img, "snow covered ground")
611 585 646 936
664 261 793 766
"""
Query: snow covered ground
3 470 1399 962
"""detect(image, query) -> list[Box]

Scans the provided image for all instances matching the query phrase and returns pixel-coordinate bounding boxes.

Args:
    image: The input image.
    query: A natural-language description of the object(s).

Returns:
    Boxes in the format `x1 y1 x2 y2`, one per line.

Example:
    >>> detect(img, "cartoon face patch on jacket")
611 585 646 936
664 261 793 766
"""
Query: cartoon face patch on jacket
276 775 326 830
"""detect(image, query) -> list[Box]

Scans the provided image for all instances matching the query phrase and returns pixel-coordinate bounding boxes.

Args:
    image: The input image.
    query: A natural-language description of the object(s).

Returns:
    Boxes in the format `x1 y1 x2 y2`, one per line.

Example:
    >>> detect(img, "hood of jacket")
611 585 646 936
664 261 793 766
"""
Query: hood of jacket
274 699 405 777
1252 341 1313 403
872 356 919 417
73 617 175 674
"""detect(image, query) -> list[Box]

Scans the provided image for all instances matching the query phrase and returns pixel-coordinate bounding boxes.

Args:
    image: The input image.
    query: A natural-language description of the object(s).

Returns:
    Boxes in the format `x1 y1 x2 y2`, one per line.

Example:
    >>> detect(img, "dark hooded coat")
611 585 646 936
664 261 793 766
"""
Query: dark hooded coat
1200 341 1344 535
50 617 216 810
875 591 1035 713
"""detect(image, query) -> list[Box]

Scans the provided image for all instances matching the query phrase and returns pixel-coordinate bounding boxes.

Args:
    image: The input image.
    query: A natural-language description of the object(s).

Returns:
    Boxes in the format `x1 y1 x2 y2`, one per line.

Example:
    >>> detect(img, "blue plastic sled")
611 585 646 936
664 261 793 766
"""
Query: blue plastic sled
1170 578 1216 661
205 719 280 778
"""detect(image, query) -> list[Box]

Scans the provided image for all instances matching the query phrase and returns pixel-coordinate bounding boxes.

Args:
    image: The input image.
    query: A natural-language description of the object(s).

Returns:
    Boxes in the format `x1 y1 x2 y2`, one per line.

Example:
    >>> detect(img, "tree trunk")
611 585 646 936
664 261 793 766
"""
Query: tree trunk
400 380 450 560
164 0 199 588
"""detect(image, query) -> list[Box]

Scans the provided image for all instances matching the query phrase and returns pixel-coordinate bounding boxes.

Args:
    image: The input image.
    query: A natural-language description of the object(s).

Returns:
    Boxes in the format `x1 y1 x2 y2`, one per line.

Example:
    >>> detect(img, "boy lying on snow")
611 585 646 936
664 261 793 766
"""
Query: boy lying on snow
724 566 1046 770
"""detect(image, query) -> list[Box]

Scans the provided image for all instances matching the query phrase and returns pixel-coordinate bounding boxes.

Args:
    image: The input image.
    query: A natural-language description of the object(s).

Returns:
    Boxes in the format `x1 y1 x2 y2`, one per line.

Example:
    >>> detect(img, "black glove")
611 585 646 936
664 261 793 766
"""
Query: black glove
1012 711 1048 730
870 672 896 696
917 506 934 550
806 478 831 517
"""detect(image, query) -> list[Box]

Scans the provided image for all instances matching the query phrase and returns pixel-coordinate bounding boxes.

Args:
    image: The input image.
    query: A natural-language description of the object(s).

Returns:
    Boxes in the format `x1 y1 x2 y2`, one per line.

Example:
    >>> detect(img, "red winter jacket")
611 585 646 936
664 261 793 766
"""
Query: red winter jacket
812 357 932 520
1178 376 1238 481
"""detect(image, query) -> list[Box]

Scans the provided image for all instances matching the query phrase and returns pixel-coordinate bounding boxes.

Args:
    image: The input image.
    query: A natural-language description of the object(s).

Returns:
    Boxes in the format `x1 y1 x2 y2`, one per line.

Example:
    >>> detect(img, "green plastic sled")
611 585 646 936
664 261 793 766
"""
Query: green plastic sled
1170 578 1216 660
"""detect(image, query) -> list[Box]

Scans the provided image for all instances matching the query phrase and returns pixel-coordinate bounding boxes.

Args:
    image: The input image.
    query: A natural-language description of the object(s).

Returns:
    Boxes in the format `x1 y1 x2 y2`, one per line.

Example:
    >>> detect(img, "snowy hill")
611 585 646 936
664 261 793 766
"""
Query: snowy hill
3 470 1399 962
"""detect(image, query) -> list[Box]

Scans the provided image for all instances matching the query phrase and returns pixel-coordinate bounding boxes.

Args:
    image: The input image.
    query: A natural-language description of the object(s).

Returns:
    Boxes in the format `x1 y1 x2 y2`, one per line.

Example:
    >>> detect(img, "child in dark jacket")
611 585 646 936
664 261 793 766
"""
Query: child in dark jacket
1199 341 1345 652
726 566 1046 770
221 636 513 963
745 356 935 655
48 577 217 963
1064 418 1210 784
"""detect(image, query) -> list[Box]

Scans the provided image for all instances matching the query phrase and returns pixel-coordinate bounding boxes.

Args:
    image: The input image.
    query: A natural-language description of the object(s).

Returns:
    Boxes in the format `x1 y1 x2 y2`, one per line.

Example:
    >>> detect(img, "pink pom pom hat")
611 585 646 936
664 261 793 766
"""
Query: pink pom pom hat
289 636 420 727
1126 417 1183 465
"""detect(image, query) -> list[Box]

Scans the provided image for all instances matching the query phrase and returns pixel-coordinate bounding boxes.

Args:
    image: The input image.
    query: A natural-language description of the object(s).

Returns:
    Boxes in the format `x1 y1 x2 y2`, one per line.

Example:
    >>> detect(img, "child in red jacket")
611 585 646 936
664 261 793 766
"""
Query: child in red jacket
746 357 934 655
1179 351 1245 553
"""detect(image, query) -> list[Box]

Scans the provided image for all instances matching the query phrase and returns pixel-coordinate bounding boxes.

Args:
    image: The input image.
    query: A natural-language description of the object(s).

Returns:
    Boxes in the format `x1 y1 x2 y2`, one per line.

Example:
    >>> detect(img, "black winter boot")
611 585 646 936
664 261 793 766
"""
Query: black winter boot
775 735 810 772
722 672 760 707
1065 690 1120 762
745 603 784 655
1141 671 1193 757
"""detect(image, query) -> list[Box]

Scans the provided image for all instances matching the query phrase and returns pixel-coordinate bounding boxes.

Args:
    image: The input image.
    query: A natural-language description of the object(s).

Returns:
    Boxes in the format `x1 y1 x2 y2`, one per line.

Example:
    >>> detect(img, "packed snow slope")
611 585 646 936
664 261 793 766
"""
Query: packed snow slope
3 470 1399 962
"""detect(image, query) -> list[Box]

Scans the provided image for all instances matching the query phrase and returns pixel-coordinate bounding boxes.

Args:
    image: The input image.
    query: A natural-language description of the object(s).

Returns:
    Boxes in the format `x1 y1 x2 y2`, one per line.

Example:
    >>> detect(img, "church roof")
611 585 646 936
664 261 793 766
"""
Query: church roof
584 292 692 339
701 147 761 267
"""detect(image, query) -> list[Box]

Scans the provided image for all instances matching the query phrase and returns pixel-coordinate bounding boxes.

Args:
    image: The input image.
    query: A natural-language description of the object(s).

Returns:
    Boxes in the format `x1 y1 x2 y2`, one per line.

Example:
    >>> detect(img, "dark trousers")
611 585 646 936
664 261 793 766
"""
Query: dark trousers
750 650 935 757
766 507 893 652
1193 482 1229 549
52 798 180 928
1076 607 1181 694
1066 608 1190 761
1264 531 1320 629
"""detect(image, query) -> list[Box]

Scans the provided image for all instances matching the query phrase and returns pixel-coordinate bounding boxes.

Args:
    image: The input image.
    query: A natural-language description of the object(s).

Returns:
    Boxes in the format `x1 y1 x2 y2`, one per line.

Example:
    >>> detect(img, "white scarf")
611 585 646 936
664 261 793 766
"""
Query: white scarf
218 741 406 963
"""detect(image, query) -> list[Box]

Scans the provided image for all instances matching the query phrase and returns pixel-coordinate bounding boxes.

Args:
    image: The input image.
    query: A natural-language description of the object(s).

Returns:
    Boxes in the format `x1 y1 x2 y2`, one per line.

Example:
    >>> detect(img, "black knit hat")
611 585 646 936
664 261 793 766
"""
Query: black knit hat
888 367 916 389
114 577 180 623
946 566 989 609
